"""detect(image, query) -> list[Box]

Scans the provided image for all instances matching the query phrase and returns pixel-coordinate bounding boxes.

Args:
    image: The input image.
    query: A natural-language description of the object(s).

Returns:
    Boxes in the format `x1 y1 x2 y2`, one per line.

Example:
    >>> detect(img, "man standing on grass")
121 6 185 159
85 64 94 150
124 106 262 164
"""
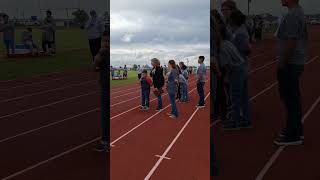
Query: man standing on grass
0 14 15 57
41 10 56 55
83 10 105 62
274 0 308 146
196 56 206 108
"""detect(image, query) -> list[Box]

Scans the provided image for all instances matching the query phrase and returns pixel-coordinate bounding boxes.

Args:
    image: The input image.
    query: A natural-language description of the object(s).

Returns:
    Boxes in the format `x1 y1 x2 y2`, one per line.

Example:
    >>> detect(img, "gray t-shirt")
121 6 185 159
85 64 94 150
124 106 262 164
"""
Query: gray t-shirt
197 63 206 82
231 24 250 64
277 5 307 65
219 40 245 68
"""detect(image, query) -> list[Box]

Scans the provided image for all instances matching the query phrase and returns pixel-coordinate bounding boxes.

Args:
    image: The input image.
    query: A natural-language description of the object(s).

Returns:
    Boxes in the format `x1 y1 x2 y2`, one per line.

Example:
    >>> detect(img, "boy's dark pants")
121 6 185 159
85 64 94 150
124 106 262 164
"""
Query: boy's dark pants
197 81 205 106
277 64 304 140
99 67 109 144
141 89 150 107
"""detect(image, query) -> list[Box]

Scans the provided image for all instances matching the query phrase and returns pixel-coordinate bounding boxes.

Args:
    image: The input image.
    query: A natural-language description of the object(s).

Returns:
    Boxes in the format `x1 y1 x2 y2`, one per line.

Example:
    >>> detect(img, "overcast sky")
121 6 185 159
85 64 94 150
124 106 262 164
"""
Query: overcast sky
214 0 320 16
110 0 210 67
0 0 108 18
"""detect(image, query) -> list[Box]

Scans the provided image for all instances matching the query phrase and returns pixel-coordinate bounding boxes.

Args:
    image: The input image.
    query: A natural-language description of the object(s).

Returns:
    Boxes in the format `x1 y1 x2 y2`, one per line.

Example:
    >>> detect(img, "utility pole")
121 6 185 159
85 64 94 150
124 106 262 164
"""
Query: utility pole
248 0 251 16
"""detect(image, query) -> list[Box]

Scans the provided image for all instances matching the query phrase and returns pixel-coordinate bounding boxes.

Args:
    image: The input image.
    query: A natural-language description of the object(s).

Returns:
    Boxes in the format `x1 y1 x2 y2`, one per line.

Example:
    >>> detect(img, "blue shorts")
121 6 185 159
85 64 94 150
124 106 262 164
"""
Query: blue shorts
4 39 14 49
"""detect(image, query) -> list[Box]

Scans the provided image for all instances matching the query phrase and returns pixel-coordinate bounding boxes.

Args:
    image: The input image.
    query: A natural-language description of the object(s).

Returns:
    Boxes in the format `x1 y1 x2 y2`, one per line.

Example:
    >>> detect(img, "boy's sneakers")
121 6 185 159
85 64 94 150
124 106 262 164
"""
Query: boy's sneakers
239 117 253 129
95 141 110 152
222 120 240 131
273 137 303 146
278 129 304 140
196 104 205 108
167 112 173 116
140 106 150 110
169 115 178 119
156 108 163 112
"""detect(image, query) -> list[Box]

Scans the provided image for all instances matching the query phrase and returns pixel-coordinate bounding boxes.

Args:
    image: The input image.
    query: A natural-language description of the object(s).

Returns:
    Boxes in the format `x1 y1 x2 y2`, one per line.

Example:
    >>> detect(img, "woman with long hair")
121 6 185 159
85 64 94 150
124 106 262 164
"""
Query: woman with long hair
150 58 165 111
166 60 179 118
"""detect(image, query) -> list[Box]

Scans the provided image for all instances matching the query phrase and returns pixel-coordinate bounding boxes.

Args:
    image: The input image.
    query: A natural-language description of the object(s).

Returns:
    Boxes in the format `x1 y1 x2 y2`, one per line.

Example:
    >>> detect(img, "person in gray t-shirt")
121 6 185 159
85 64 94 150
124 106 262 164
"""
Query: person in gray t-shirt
196 56 206 107
274 0 307 146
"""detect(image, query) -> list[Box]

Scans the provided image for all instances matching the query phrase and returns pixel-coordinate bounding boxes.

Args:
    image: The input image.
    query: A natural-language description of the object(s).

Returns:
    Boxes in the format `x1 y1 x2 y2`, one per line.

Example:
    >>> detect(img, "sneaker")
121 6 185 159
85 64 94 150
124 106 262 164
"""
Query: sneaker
279 129 304 140
95 141 110 152
167 112 173 116
196 104 205 108
145 106 150 110
169 115 178 119
140 106 146 110
156 108 163 112
273 137 303 146
239 120 253 129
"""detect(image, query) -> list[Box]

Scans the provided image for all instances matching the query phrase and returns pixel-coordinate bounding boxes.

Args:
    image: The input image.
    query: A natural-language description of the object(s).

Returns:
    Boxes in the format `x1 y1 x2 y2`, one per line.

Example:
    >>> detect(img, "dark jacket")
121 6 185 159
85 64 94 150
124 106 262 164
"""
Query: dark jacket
150 66 165 89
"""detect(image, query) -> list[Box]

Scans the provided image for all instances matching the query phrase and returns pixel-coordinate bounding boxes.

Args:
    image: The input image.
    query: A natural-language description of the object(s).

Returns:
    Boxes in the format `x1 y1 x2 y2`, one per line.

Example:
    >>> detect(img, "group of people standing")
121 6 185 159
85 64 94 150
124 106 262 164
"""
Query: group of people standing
138 56 207 119
0 10 56 57
211 0 308 177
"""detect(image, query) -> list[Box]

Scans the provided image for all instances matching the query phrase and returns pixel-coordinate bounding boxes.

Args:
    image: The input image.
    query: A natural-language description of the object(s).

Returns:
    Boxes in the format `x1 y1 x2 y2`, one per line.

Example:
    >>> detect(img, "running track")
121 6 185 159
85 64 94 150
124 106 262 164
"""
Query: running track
0 39 280 180
213 26 320 180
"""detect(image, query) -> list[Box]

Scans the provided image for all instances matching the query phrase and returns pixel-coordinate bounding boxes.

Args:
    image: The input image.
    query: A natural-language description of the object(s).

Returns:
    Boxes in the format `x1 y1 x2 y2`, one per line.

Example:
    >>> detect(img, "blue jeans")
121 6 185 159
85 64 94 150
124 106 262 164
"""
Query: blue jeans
99 68 109 143
180 83 188 101
229 65 250 126
157 95 163 109
197 81 205 106
141 89 150 107
168 91 178 116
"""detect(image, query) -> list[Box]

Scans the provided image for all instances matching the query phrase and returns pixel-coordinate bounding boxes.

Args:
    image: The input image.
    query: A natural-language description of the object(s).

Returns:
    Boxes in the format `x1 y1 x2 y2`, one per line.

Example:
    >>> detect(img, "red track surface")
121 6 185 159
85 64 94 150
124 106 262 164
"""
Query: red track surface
213 26 320 180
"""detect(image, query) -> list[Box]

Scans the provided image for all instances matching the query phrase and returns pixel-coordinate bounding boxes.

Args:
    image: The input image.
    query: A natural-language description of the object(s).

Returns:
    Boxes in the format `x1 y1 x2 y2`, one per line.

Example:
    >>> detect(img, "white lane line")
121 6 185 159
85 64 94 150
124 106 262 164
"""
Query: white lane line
212 56 319 127
0 137 101 180
144 93 210 180
0 83 206 180
0 73 93 91
249 58 279 74
255 95 320 180
0 80 96 104
0 108 99 143
110 87 200 145
155 155 171 160
0 91 98 120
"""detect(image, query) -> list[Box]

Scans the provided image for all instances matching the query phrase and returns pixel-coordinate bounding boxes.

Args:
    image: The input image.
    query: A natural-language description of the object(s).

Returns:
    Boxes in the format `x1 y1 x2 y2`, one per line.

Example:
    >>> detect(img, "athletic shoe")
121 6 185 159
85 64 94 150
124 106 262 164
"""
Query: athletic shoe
239 119 253 129
144 107 150 110
169 115 178 119
279 129 304 140
167 112 173 116
156 108 163 112
196 104 205 108
273 137 303 146
95 141 110 152
140 106 146 110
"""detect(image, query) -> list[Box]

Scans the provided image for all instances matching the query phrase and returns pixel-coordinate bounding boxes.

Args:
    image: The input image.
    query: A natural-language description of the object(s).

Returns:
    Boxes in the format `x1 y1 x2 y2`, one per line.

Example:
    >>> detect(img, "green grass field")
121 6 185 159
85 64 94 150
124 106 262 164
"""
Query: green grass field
110 70 139 87
0 27 92 80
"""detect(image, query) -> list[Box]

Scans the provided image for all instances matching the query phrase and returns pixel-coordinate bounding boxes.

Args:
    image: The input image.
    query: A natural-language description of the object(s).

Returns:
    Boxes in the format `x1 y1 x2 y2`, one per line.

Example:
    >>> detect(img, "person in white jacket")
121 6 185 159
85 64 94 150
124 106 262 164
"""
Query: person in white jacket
83 10 105 62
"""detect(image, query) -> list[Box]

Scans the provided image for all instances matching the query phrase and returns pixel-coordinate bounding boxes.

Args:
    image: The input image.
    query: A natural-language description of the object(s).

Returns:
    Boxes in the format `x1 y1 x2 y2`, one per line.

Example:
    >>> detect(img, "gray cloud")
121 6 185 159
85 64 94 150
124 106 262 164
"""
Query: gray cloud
111 0 210 67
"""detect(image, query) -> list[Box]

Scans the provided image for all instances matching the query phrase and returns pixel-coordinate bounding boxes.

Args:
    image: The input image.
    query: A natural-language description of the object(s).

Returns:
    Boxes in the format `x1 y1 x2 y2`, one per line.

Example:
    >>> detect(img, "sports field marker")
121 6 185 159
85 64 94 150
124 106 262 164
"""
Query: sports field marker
155 155 171 160
144 93 210 180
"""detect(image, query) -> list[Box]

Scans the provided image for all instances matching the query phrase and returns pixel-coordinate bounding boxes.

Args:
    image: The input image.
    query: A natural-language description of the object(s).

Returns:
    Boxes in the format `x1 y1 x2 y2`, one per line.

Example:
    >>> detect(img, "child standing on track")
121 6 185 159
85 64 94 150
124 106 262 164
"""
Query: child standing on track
0 14 15 57
93 30 110 152
196 56 207 108
140 70 152 110
166 60 179 118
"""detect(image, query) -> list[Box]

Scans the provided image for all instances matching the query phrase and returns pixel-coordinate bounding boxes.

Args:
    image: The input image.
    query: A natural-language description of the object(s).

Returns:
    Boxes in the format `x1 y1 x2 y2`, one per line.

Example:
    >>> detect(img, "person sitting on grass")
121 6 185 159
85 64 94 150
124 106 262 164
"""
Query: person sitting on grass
93 30 109 152
0 14 15 57
22 27 39 55
166 60 179 119
140 70 152 111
